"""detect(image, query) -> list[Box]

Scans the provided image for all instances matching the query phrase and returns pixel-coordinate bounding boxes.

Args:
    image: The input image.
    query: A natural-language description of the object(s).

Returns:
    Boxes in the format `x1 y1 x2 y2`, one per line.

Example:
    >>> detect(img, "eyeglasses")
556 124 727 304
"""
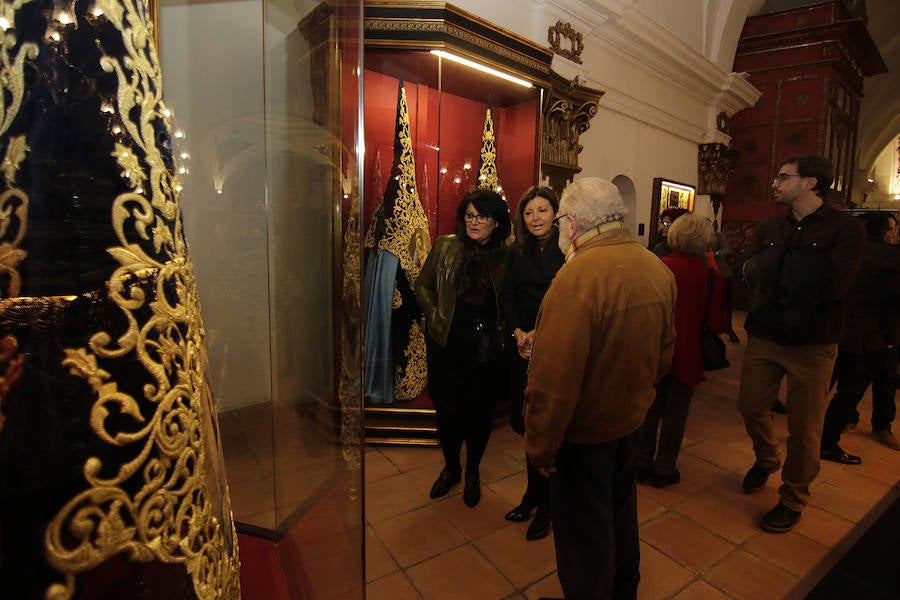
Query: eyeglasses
660 220 673 227
464 212 492 224
773 173 806 184
551 214 571 228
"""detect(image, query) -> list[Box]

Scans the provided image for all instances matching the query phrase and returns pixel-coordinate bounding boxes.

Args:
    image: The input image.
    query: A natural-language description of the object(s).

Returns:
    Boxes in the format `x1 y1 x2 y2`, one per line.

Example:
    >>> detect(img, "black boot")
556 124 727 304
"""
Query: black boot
463 472 481 507
526 508 551 541
429 469 460 499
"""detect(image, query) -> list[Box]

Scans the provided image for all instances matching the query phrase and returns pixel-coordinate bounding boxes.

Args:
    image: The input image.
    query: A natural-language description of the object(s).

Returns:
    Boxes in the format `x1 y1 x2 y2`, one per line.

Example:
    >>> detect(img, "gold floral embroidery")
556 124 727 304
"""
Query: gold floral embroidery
393 319 427 401
477 106 499 192
28 1 241 598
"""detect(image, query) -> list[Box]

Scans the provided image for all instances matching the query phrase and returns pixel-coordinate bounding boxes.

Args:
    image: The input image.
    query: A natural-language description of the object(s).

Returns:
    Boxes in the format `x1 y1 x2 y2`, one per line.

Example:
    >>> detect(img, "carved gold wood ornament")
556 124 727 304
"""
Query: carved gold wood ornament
548 21 584 64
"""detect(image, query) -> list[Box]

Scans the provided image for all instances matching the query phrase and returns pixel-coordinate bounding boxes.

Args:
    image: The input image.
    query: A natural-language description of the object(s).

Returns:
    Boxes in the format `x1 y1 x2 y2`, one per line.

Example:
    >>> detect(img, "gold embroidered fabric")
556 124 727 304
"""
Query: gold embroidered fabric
364 82 430 402
364 83 431 286
394 319 427 401
477 106 499 192
0 0 239 597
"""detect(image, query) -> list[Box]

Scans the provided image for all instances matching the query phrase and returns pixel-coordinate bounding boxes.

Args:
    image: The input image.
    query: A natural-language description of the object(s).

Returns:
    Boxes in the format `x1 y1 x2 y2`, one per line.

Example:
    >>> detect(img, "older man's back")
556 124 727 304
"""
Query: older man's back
525 177 676 600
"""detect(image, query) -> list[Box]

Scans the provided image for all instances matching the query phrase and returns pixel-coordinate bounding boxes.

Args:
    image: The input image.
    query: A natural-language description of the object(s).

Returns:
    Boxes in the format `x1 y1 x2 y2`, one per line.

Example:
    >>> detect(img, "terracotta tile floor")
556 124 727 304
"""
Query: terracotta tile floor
364 318 900 599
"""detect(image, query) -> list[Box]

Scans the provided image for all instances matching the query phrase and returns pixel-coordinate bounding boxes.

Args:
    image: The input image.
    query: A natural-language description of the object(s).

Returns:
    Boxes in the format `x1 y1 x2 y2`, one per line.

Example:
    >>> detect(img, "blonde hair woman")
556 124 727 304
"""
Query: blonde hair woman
637 213 727 487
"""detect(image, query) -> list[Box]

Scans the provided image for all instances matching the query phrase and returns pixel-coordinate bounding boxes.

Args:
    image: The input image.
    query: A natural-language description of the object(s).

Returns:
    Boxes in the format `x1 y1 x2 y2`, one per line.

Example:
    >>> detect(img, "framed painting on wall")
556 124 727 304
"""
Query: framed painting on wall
649 177 696 249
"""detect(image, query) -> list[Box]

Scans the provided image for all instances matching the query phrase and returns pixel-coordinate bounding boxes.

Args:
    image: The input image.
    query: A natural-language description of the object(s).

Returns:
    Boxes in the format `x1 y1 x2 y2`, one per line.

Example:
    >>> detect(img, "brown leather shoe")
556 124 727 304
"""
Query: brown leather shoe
872 429 900 450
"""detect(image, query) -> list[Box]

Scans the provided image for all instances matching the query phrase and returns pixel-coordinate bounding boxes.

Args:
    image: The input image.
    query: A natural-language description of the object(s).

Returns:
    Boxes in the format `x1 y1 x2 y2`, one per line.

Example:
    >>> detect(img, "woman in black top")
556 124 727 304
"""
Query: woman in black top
415 189 511 508
501 186 565 539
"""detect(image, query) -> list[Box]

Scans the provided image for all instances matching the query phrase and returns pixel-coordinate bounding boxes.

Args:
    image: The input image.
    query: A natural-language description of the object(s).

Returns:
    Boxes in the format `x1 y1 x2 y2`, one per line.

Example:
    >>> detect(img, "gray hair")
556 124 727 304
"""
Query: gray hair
559 178 628 233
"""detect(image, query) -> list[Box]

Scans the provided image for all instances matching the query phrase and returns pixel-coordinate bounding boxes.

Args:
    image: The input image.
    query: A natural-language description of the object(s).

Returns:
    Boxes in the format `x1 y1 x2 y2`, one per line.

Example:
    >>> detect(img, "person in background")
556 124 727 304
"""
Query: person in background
711 222 741 343
415 189 511 507
502 186 565 540
820 211 900 462
653 207 690 257
637 214 727 487
738 155 866 534
525 178 676 599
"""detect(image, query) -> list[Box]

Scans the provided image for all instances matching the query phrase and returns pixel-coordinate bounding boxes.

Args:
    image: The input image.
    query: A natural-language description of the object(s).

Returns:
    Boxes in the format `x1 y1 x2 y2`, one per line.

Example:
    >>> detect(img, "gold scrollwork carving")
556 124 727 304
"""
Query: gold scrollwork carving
548 21 584 64
540 73 602 192
697 142 739 197
33 0 240 598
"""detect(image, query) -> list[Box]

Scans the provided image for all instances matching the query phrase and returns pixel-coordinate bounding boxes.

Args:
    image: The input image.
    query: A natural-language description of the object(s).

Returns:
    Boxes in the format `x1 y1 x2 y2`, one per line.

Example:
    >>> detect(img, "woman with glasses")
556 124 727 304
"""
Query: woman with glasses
653 207 691 257
501 186 565 540
415 188 511 507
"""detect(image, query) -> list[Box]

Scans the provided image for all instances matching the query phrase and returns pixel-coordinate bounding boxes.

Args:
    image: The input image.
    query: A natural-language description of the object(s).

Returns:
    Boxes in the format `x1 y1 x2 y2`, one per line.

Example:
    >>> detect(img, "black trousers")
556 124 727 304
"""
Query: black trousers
636 374 694 476
550 430 641 600
427 337 500 476
510 350 550 510
823 348 898 447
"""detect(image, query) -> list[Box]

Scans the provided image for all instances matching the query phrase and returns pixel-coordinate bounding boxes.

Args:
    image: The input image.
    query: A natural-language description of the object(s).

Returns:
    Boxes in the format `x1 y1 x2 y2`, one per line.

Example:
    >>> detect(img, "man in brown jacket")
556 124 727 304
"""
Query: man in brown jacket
525 178 676 600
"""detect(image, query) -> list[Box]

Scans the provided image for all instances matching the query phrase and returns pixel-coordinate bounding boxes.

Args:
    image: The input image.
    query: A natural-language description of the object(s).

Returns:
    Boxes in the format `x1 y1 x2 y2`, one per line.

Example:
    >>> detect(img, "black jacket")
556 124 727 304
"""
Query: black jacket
840 236 900 353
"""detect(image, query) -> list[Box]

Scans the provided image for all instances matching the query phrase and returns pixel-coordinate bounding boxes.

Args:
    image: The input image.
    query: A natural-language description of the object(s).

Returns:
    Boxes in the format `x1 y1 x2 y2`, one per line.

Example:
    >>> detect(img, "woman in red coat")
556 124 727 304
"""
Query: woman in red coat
637 213 727 487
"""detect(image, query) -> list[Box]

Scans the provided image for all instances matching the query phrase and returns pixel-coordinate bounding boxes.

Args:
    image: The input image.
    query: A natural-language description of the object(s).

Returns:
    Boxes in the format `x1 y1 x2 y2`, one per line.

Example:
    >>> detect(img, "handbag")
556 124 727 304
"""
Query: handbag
701 269 729 371
475 318 505 363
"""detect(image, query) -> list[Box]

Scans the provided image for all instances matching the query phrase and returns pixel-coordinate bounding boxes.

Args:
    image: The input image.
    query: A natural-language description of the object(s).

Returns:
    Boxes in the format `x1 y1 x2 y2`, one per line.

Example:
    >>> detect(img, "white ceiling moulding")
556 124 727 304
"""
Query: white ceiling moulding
568 5 760 143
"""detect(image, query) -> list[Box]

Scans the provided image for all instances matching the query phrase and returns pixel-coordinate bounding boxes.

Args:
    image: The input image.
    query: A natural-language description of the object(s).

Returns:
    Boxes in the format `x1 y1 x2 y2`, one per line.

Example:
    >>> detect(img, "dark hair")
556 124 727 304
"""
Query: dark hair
514 186 559 255
455 188 511 248
859 211 898 238
782 155 834 198
659 207 690 223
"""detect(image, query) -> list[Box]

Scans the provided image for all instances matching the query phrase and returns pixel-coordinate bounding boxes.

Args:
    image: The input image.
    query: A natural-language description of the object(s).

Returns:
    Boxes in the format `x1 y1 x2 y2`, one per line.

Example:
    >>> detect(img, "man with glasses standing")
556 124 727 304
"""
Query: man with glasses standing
525 178 676 599
739 155 866 533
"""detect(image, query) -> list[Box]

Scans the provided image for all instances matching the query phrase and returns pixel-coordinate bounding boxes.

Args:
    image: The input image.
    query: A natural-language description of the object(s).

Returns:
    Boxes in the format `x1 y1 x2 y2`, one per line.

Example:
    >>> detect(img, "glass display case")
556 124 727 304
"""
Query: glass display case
361 3 552 444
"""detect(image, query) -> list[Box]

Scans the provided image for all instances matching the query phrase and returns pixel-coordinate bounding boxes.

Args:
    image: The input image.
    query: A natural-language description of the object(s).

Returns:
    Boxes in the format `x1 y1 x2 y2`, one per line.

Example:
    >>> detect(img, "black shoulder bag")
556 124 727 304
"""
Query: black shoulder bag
700 269 729 371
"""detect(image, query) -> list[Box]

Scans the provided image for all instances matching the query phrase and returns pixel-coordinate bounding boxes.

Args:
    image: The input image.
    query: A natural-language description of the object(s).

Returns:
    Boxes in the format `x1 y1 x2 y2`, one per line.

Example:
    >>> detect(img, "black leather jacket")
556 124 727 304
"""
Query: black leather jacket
414 235 508 347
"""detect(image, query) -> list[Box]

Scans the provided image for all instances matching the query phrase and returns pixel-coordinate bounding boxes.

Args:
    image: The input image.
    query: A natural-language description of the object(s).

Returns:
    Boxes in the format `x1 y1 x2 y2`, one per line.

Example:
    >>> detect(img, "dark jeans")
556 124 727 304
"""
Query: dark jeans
637 375 694 476
823 348 898 447
550 431 641 600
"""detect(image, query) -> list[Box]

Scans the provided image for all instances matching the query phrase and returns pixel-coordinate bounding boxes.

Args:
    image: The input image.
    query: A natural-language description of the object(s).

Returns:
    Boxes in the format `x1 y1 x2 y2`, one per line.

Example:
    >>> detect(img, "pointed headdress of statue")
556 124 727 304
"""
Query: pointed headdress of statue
476 100 500 192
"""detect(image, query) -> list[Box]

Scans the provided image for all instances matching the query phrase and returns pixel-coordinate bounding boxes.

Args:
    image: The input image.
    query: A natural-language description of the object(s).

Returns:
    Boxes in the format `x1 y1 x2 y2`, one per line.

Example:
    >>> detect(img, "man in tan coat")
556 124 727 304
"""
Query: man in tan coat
526 178 676 599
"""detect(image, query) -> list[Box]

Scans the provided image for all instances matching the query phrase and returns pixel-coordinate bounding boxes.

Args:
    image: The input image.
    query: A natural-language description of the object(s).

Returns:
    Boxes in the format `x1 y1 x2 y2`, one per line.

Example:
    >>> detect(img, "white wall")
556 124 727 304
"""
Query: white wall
451 0 759 245
160 0 271 412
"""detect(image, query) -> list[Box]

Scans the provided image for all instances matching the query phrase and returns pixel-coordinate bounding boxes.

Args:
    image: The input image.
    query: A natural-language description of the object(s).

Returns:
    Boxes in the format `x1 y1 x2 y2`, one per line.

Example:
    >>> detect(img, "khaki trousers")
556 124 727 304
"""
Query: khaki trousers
737 335 837 511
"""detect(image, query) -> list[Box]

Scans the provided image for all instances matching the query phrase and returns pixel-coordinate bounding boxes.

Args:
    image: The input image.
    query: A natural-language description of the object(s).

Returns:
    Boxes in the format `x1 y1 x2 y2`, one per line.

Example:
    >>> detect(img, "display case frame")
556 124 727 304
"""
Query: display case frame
361 2 552 444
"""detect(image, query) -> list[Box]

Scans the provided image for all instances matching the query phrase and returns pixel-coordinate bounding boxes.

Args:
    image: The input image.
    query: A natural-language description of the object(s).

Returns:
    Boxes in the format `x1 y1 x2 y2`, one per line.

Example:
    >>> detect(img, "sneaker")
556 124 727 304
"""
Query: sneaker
872 429 900 450
742 461 779 493
760 502 801 533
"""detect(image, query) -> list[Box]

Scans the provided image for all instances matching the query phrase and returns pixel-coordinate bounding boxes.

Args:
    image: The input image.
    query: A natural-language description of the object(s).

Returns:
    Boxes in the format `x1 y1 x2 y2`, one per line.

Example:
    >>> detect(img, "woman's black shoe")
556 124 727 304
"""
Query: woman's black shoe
505 500 535 522
526 509 551 541
463 473 481 507
429 470 460 499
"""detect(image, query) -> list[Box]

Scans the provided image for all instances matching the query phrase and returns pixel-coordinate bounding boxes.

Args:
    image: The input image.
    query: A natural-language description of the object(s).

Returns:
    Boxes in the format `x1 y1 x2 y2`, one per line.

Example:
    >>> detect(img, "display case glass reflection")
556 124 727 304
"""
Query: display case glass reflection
363 48 542 441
